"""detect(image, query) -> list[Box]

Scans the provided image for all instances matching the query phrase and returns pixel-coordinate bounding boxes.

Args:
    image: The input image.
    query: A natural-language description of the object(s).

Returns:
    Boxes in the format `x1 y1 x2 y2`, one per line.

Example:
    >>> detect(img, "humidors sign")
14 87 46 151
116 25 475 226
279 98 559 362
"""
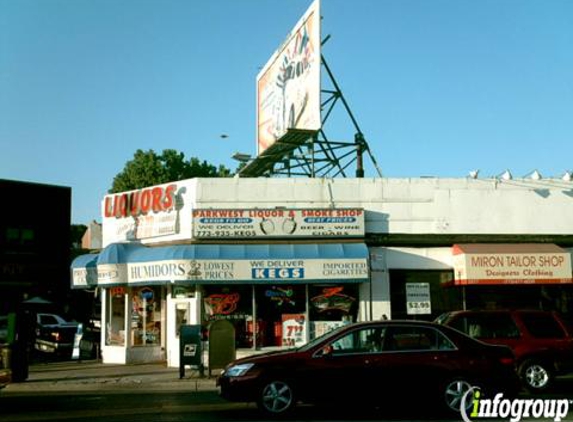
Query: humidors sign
192 208 364 239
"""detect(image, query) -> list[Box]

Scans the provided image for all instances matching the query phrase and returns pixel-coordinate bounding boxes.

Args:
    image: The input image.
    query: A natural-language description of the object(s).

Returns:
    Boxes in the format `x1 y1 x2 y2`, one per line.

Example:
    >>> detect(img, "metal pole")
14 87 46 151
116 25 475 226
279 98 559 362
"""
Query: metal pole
252 285 257 350
321 56 362 134
355 133 365 178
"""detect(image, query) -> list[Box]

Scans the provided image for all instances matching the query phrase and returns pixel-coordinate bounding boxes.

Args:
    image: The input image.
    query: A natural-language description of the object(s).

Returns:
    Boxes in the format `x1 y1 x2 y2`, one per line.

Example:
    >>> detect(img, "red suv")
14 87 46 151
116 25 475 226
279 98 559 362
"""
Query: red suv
436 309 573 392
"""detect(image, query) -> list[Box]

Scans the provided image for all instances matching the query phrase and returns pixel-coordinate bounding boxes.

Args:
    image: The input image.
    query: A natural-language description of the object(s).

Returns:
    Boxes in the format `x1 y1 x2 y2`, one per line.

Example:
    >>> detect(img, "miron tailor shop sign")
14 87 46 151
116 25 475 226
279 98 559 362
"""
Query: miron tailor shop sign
454 252 573 285
192 208 364 239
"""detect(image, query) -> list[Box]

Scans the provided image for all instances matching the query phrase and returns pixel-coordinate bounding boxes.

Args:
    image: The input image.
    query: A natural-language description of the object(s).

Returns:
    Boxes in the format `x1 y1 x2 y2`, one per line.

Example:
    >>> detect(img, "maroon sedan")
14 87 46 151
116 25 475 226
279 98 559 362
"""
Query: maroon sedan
217 320 519 416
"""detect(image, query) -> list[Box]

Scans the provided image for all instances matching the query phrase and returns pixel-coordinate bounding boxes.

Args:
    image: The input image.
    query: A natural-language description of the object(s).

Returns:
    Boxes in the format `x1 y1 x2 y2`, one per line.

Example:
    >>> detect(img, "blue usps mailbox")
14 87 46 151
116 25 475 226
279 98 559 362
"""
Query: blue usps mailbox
179 325 203 379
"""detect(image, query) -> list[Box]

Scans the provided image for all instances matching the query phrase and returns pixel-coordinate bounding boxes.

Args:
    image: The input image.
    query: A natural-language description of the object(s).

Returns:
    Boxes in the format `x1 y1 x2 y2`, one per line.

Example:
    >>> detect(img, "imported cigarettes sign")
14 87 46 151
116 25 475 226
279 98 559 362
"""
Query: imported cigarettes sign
192 208 364 239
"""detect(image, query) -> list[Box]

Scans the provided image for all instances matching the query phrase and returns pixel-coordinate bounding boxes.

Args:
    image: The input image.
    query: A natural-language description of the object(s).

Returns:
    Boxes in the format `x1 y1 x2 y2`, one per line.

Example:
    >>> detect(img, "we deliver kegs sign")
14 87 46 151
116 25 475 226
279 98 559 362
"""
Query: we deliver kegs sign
192 208 364 239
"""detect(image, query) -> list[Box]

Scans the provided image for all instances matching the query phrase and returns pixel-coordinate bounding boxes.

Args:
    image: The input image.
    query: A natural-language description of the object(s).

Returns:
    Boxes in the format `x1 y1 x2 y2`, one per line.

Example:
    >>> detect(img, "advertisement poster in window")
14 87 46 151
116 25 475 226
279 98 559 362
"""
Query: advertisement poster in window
132 286 161 345
282 314 306 347
405 282 432 315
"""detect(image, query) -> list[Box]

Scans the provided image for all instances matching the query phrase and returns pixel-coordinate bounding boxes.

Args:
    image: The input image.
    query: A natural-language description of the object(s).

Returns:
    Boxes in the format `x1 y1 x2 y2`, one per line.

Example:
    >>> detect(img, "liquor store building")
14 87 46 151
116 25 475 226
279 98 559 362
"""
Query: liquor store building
71 177 573 366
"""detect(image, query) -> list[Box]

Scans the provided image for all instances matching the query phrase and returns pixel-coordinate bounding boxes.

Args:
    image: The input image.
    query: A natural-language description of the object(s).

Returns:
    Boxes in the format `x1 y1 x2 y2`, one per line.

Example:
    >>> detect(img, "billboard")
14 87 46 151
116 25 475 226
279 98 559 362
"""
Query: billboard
256 0 321 155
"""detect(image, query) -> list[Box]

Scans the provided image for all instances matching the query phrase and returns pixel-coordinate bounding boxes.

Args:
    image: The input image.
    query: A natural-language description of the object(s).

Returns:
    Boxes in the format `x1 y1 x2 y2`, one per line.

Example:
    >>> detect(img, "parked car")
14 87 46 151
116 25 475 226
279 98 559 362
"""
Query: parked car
217 320 518 416
34 313 79 358
435 309 573 393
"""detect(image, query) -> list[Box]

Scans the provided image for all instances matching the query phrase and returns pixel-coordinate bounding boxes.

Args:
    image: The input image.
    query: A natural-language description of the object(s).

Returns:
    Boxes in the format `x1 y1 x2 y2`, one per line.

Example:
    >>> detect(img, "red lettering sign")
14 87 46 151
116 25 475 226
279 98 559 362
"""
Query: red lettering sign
104 184 177 219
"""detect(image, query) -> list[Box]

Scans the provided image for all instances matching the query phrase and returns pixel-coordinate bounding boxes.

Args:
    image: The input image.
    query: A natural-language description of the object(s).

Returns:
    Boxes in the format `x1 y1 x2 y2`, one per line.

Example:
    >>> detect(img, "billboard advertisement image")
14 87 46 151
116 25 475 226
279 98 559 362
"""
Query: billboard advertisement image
256 0 321 154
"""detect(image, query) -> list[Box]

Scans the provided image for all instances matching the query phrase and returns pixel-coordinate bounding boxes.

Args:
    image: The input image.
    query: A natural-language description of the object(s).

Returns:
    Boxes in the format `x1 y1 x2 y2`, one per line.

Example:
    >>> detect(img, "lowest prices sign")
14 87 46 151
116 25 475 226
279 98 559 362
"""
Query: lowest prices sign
405 283 431 315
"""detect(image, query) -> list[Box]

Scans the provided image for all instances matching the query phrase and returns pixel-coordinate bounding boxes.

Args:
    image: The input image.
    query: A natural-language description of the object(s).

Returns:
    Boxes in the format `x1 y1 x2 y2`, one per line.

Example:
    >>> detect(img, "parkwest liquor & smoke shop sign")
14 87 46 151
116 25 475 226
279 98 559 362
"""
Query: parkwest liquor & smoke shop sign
192 208 364 239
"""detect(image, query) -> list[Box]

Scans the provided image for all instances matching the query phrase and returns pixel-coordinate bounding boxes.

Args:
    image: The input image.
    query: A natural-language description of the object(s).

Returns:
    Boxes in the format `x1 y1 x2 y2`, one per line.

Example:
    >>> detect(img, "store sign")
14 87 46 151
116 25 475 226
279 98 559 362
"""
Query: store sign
405 283 431 315
95 257 368 285
310 287 356 314
71 267 98 288
102 181 193 246
453 244 573 285
204 293 240 316
192 208 364 239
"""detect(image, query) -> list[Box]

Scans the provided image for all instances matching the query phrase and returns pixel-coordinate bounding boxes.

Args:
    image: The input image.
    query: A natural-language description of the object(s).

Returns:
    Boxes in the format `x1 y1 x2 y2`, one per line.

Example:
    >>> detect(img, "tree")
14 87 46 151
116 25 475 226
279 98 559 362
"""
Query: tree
70 224 88 249
110 149 232 193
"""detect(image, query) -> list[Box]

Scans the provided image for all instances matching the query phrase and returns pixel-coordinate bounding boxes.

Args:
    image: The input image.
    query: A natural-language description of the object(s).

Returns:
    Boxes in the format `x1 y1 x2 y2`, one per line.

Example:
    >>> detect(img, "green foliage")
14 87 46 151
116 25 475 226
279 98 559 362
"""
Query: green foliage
110 149 232 193
70 224 87 247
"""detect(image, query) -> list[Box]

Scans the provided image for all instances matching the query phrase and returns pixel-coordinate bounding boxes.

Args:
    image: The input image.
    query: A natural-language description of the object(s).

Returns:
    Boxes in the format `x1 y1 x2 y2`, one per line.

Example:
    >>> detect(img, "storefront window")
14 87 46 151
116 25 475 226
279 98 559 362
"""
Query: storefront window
309 285 358 339
255 285 306 347
389 270 463 320
464 284 573 323
106 287 126 346
202 284 362 349
132 286 161 346
203 285 252 348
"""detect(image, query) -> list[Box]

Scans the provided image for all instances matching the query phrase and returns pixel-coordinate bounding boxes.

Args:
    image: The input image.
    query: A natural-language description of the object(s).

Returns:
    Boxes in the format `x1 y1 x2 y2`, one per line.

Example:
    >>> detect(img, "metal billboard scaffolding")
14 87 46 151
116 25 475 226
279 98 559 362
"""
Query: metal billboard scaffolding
239 51 382 179
239 0 381 179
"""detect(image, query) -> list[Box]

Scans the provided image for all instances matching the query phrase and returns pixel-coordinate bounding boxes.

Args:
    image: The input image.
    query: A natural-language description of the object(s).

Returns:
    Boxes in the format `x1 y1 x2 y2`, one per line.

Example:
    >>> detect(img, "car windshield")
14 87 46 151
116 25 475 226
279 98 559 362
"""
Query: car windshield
297 324 350 352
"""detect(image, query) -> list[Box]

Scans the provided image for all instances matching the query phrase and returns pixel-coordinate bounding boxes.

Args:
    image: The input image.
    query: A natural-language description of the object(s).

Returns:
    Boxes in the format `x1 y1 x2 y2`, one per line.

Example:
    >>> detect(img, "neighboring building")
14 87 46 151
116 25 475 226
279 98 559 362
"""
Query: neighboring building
0 179 71 381
72 177 573 367
81 220 102 250
0 179 71 314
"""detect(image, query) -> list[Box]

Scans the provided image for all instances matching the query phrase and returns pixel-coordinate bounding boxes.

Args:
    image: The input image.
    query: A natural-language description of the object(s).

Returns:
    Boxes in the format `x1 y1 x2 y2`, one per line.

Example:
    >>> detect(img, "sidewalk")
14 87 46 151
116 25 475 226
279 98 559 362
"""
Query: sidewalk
1 360 218 395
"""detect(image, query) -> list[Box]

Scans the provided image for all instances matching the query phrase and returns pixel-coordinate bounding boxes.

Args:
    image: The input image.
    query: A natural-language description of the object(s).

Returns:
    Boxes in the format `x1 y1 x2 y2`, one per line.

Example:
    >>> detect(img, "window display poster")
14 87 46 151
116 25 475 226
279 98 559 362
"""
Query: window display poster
282 314 306 347
405 282 432 315
132 286 161 345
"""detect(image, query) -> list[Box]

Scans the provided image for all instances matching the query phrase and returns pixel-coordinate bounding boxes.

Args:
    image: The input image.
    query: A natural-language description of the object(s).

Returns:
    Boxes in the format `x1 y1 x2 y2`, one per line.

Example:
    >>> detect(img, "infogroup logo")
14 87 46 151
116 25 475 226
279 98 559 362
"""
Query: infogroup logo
461 387 570 422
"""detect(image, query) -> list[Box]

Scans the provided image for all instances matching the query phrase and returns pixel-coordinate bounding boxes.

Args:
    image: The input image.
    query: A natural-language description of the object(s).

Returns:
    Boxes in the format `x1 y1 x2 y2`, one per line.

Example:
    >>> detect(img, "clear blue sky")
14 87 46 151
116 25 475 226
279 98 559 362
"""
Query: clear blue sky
1 0 572 224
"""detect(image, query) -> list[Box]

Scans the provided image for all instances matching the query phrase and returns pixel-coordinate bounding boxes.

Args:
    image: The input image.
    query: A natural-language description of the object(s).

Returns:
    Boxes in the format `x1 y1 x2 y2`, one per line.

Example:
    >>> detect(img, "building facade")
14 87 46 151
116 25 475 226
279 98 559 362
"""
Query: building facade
72 177 573 366
1 179 71 313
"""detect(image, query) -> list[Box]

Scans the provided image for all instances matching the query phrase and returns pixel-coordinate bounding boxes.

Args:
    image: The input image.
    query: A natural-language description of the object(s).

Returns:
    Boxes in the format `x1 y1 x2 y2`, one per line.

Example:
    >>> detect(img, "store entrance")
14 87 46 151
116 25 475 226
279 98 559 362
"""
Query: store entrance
389 270 462 321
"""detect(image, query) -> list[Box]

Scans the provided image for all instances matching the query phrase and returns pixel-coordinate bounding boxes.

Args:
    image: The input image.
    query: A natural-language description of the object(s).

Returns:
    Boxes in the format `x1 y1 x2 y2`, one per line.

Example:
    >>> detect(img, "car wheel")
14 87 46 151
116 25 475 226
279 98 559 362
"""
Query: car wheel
443 378 474 414
257 379 296 415
520 360 553 392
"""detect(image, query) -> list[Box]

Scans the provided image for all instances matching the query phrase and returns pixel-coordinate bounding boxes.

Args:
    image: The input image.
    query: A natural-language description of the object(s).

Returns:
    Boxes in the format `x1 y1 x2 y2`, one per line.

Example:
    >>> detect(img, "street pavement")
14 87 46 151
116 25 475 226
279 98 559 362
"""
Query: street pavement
1 359 218 395
4 361 573 421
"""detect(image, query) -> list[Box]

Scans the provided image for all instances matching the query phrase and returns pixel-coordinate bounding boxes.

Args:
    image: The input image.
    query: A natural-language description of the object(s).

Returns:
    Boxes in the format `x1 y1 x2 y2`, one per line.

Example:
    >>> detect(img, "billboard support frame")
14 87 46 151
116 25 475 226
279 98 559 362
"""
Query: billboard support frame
240 52 383 179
